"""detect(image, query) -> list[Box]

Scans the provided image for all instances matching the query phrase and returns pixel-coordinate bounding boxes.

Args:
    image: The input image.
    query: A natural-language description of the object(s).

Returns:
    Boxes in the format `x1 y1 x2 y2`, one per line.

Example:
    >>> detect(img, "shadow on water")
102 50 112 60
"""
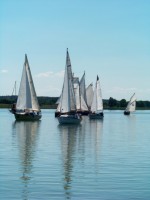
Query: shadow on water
12 121 41 200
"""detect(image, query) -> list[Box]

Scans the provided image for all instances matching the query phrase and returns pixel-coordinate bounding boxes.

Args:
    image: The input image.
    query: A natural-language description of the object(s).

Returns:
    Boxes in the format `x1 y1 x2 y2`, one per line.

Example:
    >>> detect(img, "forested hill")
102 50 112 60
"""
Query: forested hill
0 96 150 109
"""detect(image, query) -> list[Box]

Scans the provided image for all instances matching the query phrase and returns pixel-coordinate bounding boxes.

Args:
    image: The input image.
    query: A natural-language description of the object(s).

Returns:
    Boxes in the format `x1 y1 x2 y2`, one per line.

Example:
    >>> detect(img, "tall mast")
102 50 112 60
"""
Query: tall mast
12 81 17 96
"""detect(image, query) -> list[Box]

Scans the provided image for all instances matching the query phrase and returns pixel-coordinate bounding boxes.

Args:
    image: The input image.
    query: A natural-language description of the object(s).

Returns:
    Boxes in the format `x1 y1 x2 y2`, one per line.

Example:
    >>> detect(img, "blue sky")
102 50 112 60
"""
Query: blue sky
0 0 150 100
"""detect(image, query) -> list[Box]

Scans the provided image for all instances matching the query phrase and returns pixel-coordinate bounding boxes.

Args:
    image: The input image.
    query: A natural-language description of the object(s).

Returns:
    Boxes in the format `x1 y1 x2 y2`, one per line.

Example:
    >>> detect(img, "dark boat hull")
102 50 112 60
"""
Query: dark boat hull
89 112 104 119
58 114 82 124
55 111 60 117
77 111 89 116
55 110 89 117
14 113 42 121
124 111 130 115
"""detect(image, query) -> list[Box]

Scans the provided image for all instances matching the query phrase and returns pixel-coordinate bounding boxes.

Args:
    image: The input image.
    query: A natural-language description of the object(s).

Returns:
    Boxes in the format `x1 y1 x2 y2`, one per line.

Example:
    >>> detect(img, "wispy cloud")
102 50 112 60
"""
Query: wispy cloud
0 69 8 73
35 71 54 78
55 70 65 78
35 70 64 78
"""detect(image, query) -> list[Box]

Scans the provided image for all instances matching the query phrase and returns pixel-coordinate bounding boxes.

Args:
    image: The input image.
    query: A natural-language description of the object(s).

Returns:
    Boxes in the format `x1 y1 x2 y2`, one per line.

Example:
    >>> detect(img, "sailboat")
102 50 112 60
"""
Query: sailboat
89 75 104 119
79 72 89 115
124 93 136 115
10 54 42 121
57 49 82 124
73 76 89 115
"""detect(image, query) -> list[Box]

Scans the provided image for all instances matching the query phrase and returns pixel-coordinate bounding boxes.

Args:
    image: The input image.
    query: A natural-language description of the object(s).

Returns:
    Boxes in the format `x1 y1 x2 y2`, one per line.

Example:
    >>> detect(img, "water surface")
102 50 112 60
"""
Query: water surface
0 109 150 199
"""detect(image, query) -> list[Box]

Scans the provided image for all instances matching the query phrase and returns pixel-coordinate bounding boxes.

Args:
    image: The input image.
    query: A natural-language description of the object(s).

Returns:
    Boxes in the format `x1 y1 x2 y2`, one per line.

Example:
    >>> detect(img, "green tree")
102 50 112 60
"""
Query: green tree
120 99 127 107
108 97 117 108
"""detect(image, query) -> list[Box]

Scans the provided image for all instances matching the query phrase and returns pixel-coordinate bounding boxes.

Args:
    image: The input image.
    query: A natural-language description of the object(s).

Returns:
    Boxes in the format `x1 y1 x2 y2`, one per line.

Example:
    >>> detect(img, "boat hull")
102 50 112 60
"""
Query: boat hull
77 110 89 116
58 114 82 124
55 110 89 117
124 111 130 115
89 112 104 119
14 113 42 121
55 111 60 117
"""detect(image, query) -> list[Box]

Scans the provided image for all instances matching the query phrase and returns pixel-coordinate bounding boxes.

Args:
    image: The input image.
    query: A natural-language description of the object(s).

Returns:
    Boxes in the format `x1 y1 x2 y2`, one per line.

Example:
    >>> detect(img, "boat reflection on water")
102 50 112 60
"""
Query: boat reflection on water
57 118 103 198
88 119 103 165
12 121 41 199
126 114 137 142
58 124 81 199
89 118 103 142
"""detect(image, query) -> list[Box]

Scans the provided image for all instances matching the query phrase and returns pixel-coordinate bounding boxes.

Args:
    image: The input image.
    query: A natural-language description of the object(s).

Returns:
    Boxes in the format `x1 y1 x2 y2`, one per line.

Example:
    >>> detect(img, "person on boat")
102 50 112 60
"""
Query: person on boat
11 103 16 113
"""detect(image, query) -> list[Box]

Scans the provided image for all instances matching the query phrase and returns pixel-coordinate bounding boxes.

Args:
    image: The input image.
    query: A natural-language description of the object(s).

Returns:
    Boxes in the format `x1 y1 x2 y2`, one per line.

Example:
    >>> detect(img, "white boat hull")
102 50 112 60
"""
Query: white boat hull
89 112 104 119
58 114 82 124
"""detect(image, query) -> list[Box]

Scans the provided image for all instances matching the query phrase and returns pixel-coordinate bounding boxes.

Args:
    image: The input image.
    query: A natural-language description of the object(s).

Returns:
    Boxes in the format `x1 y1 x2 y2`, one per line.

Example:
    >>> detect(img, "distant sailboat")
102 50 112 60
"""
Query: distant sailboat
124 93 136 115
89 75 104 119
57 49 82 124
10 54 42 121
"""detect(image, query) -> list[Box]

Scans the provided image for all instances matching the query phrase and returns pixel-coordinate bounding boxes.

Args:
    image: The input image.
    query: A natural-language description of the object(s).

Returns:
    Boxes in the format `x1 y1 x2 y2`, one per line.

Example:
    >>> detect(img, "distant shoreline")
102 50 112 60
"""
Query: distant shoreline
1 96 150 110
0 104 57 109
1 104 150 110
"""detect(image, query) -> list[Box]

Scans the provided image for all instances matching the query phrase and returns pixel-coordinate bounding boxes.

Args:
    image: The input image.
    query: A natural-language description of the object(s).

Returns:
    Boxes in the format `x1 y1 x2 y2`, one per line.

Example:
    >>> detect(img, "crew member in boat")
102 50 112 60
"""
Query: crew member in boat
11 103 16 113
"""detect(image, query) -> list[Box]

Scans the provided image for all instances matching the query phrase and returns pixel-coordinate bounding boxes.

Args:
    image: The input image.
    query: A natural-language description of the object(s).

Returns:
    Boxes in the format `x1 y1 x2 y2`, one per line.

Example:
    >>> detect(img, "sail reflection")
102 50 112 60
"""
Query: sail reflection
89 119 103 162
126 114 137 142
58 124 80 199
12 121 41 199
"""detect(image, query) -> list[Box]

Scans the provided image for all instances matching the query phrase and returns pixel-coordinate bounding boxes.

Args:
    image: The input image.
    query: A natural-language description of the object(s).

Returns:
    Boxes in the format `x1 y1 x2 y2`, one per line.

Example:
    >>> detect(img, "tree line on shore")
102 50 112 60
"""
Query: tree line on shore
0 96 150 109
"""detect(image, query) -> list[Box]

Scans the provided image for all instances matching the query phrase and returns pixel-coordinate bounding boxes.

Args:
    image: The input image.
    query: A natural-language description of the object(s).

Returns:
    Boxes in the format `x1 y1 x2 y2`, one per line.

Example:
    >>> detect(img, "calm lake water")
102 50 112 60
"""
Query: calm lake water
0 109 150 200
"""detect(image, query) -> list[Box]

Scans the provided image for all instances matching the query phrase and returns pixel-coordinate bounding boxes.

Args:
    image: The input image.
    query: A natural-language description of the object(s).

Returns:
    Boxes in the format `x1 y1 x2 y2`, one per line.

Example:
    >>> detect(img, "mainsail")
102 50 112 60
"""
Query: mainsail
126 93 136 112
74 79 88 111
79 72 87 105
91 76 103 113
16 54 40 111
86 83 94 108
59 49 76 113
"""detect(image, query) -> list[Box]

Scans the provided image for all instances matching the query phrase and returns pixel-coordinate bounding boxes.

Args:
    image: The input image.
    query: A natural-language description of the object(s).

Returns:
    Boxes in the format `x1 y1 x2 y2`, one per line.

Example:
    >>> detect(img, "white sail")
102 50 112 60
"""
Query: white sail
86 83 94 108
91 76 103 113
74 81 88 111
56 96 61 104
60 49 76 113
126 93 136 112
80 95 89 111
74 82 80 110
56 95 62 112
16 55 40 111
80 72 87 105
